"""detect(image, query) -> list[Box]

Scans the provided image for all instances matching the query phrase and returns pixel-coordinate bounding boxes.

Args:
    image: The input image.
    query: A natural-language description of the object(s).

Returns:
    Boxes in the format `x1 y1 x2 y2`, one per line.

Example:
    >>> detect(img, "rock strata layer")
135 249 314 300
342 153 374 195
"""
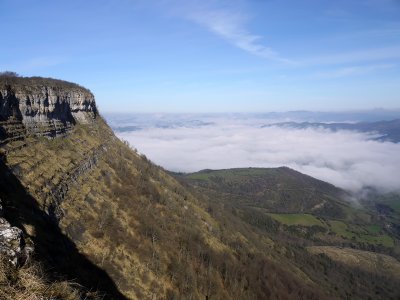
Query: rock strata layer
0 76 97 144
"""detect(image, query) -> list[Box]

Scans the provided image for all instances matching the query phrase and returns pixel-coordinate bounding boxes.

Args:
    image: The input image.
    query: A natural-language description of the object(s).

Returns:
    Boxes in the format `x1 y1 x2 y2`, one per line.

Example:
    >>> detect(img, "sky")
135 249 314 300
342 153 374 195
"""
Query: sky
1 0 400 112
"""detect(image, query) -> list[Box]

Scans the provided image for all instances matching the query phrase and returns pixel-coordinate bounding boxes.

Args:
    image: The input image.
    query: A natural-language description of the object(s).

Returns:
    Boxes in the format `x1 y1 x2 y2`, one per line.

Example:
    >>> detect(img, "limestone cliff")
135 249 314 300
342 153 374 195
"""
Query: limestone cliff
0 76 97 144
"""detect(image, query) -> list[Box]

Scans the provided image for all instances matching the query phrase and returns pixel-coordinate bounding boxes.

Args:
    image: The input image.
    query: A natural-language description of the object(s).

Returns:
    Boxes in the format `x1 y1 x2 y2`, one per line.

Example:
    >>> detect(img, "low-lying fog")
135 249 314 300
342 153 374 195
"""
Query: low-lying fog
106 112 400 194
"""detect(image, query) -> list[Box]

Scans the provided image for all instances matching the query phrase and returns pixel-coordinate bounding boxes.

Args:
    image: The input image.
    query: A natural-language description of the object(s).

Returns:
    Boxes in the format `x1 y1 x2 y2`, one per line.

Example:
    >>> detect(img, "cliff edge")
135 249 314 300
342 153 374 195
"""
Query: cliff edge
0 76 97 144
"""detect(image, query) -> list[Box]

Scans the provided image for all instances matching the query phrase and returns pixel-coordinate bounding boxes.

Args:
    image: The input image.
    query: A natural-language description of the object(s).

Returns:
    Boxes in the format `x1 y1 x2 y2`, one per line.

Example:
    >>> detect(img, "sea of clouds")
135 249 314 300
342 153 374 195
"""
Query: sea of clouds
107 113 400 194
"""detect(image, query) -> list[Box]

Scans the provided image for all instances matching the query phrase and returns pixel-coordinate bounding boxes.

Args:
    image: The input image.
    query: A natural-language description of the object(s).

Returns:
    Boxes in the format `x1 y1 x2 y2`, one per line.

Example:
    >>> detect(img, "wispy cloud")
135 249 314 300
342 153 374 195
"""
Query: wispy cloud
323 8 353 20
311 63 396 79
159 0 291 63
188 8 291 63
180 3 400 67
155 0 400 69
363 0 400 11
321 26 400 42
302 46 400 66
24 56 66 70
1 56 66 73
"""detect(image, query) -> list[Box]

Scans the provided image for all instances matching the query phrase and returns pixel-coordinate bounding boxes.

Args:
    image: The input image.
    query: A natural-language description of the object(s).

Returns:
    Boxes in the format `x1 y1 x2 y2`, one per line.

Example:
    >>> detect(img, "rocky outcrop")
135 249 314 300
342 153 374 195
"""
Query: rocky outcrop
48 144 108 221
0 199 32 266
0 76 97 145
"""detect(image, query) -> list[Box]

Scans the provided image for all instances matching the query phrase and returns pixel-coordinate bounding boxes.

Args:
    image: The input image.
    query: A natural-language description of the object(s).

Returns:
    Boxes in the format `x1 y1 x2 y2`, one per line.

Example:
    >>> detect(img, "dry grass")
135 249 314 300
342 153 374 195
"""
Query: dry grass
0 255 91 300
308 246 400 278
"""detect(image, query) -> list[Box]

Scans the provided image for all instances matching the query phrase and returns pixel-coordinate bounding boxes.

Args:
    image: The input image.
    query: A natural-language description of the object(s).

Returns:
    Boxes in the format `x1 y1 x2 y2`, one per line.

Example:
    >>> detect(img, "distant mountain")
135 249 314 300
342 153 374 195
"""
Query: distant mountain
111 119 214 132
104 110 400 136
258 110 400 123
264 119 400 142
105 113 214 133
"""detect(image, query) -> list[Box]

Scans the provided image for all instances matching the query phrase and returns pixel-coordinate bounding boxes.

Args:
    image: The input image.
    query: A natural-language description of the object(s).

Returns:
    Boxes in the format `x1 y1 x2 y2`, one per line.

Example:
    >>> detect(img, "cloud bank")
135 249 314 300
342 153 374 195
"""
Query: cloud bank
116 120 400 193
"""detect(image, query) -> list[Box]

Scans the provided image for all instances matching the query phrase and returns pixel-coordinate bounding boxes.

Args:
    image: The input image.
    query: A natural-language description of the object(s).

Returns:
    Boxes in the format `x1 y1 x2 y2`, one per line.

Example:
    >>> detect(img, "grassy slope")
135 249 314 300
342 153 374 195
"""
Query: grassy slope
308 246 400 278
4 117 331 299
0 255 89 300
268 213 324 226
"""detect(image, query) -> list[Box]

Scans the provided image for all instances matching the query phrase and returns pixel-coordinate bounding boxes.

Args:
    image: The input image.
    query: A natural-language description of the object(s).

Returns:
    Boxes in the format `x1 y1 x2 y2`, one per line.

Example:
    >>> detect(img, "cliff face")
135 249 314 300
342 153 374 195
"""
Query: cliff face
0 76 97 144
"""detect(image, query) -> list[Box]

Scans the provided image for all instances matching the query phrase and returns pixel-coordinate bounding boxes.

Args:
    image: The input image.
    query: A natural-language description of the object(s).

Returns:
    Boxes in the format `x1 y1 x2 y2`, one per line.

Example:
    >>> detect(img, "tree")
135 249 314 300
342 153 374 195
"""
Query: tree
0 71 19 77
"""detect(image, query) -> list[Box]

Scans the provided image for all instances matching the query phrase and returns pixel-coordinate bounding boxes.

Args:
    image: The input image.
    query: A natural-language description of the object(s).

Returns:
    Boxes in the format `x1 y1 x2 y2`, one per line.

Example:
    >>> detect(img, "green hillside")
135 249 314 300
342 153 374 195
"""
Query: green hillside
176 168 399 260
181 167 347 217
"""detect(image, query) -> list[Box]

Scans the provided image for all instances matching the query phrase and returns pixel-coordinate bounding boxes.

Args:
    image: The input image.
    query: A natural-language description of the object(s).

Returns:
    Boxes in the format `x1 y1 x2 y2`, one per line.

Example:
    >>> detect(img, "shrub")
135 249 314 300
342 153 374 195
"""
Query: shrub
0 255 100 300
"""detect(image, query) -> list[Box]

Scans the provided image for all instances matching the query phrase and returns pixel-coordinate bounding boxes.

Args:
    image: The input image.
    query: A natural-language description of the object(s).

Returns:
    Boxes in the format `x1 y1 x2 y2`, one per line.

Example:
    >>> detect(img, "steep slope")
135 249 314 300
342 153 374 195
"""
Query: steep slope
0 76 124 299
308 246 400 278
1 76 399 299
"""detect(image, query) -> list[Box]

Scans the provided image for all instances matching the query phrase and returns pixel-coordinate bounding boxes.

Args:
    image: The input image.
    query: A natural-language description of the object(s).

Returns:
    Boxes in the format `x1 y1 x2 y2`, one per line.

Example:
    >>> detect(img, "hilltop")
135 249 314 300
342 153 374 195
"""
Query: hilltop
0 76 399 299
176 167 346 215
176 168 399 249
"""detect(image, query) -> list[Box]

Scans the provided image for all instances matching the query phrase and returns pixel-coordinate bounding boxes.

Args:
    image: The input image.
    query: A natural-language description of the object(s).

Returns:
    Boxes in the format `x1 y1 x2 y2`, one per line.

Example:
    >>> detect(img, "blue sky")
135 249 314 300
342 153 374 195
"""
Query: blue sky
1 0 400 112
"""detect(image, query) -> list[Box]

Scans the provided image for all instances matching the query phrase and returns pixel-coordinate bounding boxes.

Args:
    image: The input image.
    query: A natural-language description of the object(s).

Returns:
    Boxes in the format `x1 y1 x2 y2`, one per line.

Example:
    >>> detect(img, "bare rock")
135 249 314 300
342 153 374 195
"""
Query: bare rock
0 77 97 124
0 198 32 266
0 77 98 144
0 217 23 265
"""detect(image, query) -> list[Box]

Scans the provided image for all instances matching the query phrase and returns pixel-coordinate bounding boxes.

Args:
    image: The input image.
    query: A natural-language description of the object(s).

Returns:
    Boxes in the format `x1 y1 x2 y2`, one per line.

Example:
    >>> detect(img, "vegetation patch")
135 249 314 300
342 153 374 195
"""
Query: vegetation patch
268 213 324 227
0 256 93 300
328 220 394 247
308 246 400 278
359 234 394 248
366 224 382 234
328 220 351 237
